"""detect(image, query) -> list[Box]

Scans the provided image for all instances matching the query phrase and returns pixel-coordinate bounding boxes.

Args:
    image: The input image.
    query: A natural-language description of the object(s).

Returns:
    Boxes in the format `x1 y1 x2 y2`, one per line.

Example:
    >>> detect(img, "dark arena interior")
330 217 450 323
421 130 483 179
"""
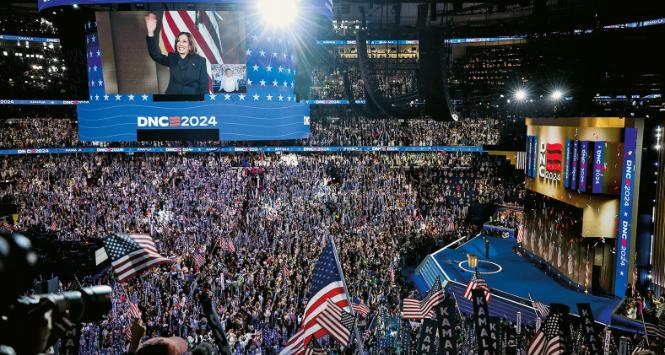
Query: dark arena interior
0 0 664 354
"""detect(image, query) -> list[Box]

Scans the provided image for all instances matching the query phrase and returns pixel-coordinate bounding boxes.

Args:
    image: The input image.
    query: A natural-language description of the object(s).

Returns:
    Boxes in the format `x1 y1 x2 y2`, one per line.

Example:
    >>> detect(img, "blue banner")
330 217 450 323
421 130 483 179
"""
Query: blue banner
305 99 367 105
593 141 606 193
0 34 59 43
526 136 532 178
532 136 538 178
0 99 87 105
39 0 334 19
0 145 484 156
77 97 310 142
571 140 579 189
614 128 638 296
579 141 588 192
564 139 571 188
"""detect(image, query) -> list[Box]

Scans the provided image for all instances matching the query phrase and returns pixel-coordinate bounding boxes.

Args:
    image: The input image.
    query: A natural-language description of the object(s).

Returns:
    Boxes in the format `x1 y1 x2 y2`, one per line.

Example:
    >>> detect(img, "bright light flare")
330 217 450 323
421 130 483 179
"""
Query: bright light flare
550 89 564 101
514 89 527 101
258 0 299 27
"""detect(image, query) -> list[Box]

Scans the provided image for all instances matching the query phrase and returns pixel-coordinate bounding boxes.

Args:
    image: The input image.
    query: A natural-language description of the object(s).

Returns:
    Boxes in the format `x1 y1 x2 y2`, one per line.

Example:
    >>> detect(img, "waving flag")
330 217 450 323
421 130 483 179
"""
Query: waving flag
317 299 356 346
351 297 370 318
280 239 351 354
103 233 171 282
129 302 142 320
464 274 491 302
532 299 550 318
528 307 566 355
401 276 445 319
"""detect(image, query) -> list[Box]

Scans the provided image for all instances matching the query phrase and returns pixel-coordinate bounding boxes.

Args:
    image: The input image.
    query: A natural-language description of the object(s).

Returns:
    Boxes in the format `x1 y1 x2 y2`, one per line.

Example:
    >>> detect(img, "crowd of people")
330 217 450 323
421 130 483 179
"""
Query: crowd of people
306 116 501 146
0 151 521 353
310 61 418 101
0 116 502 149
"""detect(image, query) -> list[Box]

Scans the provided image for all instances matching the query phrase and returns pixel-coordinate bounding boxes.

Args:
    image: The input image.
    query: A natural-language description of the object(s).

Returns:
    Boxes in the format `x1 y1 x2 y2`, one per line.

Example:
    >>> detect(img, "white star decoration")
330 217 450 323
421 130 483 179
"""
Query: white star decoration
260 80 266 86
209 94 217 101
278 66 283 73
283 81 288 87
246 49 252 56
98 80 103 86
259 50 266 56
266 65 272 72
253 94 260 101
104 95 109 101
239 94 246 100
272 80 278 86
278 95 284 101
272 52 277 57
247 78 253 85
115 94 122 101
224 94 231 100
266 94 273 101
253 64 259 71
95 94 99 101
128 94 135 101
141 94 149 101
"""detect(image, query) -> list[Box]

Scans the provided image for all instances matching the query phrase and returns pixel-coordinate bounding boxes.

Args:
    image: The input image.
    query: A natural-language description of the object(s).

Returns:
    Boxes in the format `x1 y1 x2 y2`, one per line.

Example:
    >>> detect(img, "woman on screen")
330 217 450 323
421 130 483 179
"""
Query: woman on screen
145 13 208 95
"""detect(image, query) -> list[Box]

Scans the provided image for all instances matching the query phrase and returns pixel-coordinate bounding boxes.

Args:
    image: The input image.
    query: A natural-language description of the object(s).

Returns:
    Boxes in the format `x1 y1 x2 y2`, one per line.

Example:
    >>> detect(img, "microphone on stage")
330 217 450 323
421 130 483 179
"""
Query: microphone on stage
199 293 232 355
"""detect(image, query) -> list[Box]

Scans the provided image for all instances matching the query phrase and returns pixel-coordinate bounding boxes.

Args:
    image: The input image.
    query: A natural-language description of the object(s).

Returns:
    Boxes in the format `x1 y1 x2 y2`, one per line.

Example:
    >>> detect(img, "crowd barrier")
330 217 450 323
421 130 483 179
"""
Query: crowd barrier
0 145 484 156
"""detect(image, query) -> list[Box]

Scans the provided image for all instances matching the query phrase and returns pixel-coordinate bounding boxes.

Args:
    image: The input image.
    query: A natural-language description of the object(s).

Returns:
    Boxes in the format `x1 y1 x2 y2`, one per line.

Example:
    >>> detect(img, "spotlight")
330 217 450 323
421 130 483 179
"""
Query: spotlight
550 90 564 101
257 0 299 27
514 89 527 101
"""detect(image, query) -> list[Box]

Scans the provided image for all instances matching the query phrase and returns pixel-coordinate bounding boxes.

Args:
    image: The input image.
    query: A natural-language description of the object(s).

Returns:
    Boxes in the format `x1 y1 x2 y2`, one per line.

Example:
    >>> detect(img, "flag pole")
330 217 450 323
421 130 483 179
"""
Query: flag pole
638 309 650 348
328 235 365 354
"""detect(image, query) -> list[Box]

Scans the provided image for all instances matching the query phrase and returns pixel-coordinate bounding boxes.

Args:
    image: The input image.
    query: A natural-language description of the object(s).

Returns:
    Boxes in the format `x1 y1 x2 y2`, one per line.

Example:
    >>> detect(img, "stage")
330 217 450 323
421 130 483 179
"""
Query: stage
430 235 621 323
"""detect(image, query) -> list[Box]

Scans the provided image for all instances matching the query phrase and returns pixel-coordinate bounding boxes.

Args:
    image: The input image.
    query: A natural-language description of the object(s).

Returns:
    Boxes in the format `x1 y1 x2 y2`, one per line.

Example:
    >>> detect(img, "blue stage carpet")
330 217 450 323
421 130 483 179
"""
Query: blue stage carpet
433 236 620 324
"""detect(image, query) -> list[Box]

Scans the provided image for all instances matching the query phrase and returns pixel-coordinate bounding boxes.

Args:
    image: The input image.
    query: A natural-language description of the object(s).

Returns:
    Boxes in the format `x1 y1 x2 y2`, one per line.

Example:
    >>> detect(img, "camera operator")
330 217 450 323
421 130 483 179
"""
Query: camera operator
0 230 112 354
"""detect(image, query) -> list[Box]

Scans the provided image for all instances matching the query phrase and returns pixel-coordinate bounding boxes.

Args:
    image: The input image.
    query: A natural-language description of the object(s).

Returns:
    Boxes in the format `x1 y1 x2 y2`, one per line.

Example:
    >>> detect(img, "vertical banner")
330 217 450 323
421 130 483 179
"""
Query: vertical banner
577 303 602 355
527 136 533 177
614 128 638 296
435 299 458 354
416 318 438 354
579 141 589 192
603 329 612 355
564 139 572 188
593 141 606 193
516 311 521 335
489 317 502 352
532 136 539 179
60 324 82 355
571 140 579 190
472 289 495 355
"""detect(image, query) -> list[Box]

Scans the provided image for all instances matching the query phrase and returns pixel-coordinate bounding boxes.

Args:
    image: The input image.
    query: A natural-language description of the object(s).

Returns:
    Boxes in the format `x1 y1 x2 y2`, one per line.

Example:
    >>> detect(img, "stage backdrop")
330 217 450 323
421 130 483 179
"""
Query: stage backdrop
524 117 643 296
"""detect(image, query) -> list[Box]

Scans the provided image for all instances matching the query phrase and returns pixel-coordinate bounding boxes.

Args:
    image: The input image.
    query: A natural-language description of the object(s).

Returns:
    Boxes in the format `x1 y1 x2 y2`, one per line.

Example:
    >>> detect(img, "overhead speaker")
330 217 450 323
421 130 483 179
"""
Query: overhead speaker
418 27 453 121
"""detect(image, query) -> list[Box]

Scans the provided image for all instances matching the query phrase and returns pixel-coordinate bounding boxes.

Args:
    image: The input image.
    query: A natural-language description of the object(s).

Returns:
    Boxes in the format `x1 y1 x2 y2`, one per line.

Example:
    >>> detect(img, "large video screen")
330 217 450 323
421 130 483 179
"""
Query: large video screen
96 10 247 96
78 10 309 142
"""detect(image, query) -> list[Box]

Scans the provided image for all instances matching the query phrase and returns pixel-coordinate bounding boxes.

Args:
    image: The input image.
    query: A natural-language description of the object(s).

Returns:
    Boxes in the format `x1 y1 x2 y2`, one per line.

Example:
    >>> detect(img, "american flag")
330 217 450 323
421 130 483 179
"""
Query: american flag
123 325 132 340
304 338 326 355
532 299 550 318
645 317 665 339
401 276 445 320
352 297 370 318
517 224 524 243
464 274 491 302
103 233 171 282
193 252 205 268
279 239 350 354
528 311 566 355
316 299 356 346
129 302 142 320
159 10 225 92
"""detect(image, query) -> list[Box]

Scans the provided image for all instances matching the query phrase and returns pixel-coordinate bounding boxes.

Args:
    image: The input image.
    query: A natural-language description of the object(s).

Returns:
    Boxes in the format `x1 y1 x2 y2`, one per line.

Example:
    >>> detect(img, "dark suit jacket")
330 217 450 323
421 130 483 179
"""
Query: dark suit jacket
146 36 208 95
